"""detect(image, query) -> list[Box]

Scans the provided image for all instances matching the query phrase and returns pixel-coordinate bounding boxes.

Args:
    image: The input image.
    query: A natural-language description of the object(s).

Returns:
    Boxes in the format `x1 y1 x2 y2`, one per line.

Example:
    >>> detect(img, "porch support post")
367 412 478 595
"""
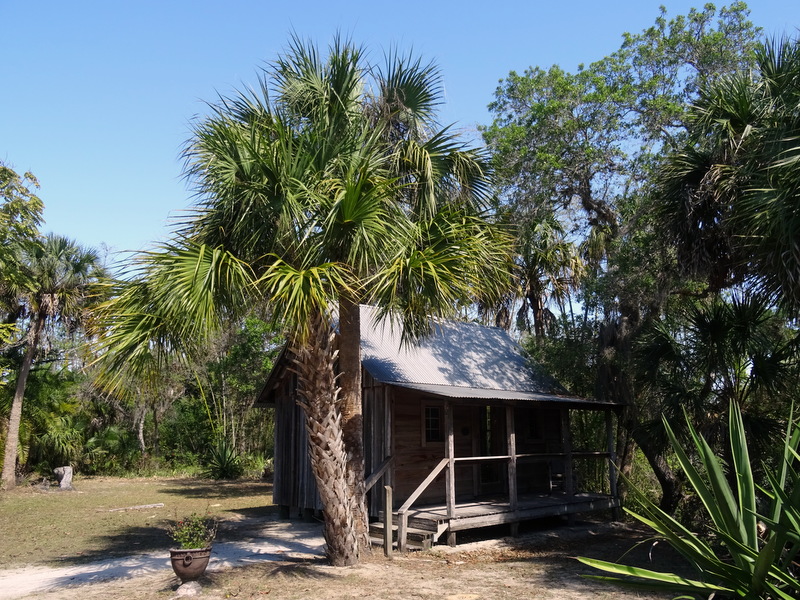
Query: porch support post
383 485 393 558
606 409 621 520
385 386 393 491
445 399 456 546
561 408 574 496
506 404 519 537
471 408 480 498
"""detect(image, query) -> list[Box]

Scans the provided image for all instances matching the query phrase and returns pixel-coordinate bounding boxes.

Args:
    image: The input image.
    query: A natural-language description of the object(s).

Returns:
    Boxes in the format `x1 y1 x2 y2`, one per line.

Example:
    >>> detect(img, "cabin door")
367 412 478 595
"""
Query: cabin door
478 405 506 495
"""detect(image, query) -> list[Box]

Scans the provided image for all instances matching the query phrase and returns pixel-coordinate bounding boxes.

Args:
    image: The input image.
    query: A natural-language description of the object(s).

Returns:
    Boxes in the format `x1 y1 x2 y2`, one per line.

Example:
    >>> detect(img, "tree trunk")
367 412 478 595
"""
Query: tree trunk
527 287 546 339
136 408 146 455
633 427 683 514
152 404 160 459
614 413 636 504
337 297 369 547
1 316 44 490
597 310 683 514
292 311 360 566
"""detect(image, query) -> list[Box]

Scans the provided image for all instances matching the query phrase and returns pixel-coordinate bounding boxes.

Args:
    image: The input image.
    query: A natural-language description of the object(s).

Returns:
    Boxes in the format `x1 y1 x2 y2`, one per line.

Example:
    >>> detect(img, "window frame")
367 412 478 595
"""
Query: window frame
421 401 444 446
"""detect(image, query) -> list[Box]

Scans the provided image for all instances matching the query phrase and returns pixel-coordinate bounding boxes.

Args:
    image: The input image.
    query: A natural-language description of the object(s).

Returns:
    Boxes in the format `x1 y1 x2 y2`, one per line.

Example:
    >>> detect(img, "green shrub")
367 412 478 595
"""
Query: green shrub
167 513 218 549
203 439 243 479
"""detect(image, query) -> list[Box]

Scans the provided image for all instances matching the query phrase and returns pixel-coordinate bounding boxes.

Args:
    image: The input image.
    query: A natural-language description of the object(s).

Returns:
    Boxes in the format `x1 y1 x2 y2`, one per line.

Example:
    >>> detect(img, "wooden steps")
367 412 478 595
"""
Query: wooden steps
368 521 433 550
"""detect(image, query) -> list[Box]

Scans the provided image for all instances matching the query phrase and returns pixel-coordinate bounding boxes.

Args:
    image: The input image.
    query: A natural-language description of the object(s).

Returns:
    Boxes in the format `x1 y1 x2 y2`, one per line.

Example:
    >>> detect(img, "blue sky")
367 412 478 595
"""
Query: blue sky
3 1 799 262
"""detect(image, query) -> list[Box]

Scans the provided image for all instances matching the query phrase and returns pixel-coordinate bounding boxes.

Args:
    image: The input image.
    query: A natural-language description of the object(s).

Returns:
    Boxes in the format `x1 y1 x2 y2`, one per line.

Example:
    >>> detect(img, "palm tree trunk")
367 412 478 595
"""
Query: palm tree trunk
526 286 546 339
2 316 44 490
337 297 369 547
292 311 360 566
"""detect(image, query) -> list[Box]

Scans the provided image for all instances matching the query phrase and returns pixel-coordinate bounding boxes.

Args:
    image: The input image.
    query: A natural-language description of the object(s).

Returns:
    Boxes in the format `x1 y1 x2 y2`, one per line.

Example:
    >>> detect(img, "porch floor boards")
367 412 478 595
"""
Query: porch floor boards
394 492 618 534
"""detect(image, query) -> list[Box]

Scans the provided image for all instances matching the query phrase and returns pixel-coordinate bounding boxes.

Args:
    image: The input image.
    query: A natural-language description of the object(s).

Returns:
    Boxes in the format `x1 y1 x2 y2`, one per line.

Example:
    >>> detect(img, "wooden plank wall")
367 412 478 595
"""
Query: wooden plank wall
363 369 390 516
272 371 322 514
273 367 391 517
393 389 447 504
273 364 586 518
391 394 480 505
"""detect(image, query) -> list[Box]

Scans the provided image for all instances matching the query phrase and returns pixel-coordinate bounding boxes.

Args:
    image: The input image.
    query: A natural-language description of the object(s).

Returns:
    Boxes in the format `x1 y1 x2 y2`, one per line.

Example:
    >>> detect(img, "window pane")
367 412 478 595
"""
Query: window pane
425 406 442 442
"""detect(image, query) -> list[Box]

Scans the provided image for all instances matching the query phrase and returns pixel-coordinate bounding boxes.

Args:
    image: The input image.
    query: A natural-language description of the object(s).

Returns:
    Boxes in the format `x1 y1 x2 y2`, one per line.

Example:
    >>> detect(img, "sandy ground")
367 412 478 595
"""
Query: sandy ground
0 517 674 600
0 519 324 599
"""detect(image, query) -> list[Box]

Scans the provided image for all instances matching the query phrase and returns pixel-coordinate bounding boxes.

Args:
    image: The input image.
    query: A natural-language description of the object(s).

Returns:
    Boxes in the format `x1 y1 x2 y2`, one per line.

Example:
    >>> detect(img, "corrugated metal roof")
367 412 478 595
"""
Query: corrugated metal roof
359 306 605 405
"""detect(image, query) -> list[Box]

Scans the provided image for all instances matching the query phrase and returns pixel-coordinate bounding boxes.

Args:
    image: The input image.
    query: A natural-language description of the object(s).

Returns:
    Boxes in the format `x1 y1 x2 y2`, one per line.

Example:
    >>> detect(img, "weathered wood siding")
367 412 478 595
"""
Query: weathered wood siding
272 367 392 516
392 388 448 505
363 369 391 517
272 371 322 514
272 363 572 516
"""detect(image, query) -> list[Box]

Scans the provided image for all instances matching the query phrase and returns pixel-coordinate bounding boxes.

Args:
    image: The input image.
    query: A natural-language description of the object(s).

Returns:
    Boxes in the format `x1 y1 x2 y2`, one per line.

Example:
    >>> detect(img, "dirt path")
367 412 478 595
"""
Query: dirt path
0 518 675 600
0 519 325 599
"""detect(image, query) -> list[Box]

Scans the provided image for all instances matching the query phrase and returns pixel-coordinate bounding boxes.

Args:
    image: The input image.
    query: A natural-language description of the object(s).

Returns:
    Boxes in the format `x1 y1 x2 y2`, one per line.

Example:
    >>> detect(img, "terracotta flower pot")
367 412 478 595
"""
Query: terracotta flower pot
169 547 212 582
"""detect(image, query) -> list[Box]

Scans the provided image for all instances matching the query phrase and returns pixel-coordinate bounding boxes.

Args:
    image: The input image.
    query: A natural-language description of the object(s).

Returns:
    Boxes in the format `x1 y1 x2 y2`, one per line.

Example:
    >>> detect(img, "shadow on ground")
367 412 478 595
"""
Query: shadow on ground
47 525 170 566
158 479 273 500
431 517 692 597
203 556 337 594
48 505 282 566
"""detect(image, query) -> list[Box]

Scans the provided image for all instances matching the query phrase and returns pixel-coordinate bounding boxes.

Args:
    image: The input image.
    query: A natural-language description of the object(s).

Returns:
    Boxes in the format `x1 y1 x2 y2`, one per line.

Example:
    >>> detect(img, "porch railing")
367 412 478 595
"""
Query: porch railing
392 451 614 551
364 456 394 493
396 458 449 551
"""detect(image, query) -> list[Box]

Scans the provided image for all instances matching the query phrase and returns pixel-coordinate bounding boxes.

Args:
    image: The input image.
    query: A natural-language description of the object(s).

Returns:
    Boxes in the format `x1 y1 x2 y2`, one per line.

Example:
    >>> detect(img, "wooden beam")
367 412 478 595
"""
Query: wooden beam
383 486 393 558
398 510 408 553
606 410 621 520
385 386 393 491
471 406 480 498
396 458 449 513
561 409 574 497
506 405 517 512
453 452 611 463
445 399 456 546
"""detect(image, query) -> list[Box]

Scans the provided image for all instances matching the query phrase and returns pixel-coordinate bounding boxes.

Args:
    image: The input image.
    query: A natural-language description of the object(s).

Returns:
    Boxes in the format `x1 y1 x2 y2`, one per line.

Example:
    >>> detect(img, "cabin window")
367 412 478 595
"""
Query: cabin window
424 405 444 443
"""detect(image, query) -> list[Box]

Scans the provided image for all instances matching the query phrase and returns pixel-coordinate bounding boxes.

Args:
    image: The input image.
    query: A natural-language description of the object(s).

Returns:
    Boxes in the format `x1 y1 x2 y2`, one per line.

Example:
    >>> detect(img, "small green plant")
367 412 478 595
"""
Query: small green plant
167 513 218 549
203 439 243 480
578 401 800 599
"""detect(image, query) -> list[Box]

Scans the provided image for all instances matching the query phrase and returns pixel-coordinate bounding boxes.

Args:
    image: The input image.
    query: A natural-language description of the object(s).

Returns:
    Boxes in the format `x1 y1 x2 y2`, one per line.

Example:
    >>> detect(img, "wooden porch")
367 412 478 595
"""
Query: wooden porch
367 400 621 551
371 490 619 550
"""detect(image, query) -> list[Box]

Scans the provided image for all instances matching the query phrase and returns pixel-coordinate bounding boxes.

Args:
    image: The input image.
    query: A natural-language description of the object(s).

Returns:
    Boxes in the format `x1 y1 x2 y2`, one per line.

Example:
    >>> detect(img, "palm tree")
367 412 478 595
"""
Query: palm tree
1 234 103 490
633 293 798 511
94 37 512 566
657 36 800 313
515 212 583 337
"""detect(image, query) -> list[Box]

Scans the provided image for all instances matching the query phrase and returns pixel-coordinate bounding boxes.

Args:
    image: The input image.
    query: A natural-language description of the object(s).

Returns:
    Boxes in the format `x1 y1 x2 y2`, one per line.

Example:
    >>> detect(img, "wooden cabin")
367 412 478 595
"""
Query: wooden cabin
258 306 620 549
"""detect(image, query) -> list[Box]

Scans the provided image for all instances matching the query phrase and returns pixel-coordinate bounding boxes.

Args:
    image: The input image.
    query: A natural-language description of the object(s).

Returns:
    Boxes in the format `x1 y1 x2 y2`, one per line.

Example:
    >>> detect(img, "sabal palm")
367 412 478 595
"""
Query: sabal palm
657 37 800 312
636 294 796 462
2 234 103 489
94 37 511 565
515 213 583 337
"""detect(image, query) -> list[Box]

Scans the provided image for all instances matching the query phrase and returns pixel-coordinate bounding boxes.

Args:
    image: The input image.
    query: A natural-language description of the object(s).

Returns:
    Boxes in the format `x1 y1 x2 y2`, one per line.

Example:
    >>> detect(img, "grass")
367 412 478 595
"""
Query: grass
0 476 677 599
0 475 274 567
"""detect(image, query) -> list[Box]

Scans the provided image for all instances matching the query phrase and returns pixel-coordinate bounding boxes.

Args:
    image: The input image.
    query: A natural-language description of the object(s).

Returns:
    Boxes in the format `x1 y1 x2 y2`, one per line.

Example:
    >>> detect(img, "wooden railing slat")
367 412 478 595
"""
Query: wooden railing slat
365 456 394 492
397 457 449 514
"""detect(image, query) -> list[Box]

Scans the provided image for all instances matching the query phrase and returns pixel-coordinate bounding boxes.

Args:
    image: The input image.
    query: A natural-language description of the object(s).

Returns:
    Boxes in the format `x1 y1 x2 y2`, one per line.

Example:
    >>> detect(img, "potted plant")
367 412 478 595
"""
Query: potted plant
167 513 218 583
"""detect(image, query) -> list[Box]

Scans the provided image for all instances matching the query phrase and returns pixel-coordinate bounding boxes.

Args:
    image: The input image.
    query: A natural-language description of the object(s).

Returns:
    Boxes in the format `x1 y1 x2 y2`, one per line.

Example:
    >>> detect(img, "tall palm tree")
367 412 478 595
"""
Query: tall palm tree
514 212 583 337
657 37 800 313
94 37 511 565
633 292 798 511
2 234 103 490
